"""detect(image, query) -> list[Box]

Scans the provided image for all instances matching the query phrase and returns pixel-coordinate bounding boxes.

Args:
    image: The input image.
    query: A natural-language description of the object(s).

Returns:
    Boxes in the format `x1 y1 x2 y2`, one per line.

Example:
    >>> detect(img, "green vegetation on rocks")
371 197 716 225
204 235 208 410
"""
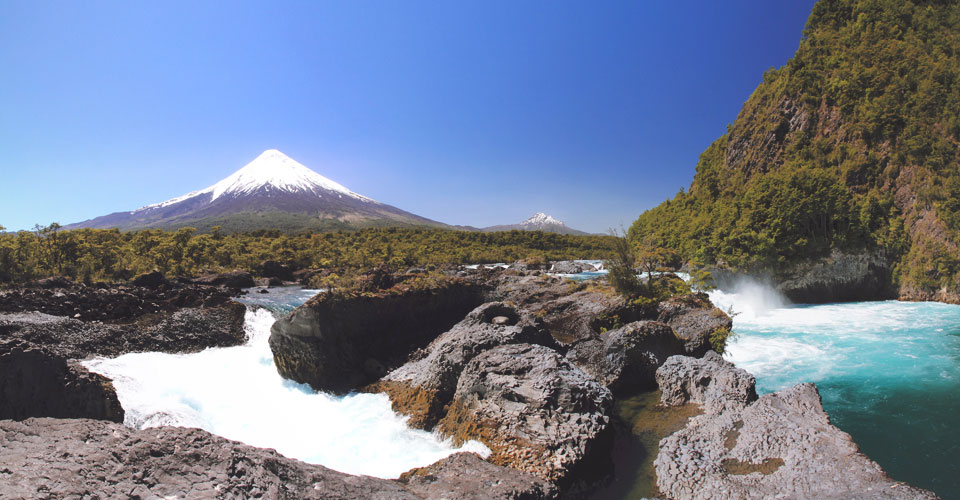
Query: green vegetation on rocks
630 0 960 299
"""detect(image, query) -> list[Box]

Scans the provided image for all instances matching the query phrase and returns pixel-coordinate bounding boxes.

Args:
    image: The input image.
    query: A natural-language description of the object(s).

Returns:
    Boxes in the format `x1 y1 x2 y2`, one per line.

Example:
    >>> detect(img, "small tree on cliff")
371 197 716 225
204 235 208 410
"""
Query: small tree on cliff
607 230 643 299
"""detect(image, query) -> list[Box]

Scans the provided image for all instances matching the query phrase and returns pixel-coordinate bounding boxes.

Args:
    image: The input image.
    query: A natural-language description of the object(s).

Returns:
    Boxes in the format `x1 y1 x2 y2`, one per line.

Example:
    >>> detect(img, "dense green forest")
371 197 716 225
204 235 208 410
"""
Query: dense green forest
630 0 960 296
0 224 613 284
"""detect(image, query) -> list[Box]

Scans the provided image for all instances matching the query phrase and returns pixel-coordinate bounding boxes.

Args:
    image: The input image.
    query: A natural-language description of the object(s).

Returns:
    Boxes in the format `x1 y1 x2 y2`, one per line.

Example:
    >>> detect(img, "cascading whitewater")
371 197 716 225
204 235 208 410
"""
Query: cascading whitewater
83 289 488 479
710 284 960 498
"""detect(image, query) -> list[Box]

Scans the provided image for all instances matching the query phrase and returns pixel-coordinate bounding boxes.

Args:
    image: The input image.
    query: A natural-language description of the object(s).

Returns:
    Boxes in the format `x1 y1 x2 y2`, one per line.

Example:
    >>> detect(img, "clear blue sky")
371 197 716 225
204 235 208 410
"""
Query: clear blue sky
0 0 816 233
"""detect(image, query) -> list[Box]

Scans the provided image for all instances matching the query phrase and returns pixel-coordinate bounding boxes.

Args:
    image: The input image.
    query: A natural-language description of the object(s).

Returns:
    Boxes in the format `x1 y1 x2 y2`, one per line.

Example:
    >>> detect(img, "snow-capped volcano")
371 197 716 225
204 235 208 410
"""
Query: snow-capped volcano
483 212 588 235
68 150 445 233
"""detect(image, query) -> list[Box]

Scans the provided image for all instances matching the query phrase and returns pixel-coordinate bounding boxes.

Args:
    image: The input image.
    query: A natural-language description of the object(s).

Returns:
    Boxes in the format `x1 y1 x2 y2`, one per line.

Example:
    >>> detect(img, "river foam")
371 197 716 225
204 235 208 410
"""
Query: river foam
84 289 488 479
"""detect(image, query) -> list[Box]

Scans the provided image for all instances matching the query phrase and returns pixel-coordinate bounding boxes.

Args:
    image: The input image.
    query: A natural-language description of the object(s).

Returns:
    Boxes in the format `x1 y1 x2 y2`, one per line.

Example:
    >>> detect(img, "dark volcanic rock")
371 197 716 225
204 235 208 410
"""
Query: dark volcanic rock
565 320 684 395
258 260 295 281
776 249 897 303
0 302 247 359
655 383 938 500
369 302 555 429
0 418 555 500
656 352 758 414
194 270 256 289
657 292 732 356
0 339 123 422
270 277 484 393
398 452 559 500
131 270 165 288
438 343 613 488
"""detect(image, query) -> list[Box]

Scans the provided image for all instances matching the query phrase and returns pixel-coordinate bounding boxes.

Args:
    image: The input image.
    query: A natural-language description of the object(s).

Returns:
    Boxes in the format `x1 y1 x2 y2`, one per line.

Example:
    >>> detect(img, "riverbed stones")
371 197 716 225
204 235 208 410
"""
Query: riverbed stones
438 343 613 488
270 276 484 393
655 383 939 500
549 261 598 274
656 292 732 356
656 352 758 414
369 302 555 428
564 320 685 395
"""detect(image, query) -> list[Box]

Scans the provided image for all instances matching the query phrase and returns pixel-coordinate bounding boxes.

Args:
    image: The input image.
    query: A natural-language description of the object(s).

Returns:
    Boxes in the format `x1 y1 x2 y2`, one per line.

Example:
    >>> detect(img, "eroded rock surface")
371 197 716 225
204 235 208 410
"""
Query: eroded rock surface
565 320 684 395
398 452 559 500
0 418 554 500
656 352 757 414
369 302 555 428
438 343 613 488
0 339 123 422
656 292 732 356
655 384 939 500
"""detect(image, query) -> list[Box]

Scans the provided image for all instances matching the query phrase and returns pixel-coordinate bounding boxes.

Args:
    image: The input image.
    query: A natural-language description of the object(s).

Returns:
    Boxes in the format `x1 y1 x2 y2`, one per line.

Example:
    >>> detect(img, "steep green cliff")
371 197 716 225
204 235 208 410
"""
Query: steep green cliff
631 0 960 301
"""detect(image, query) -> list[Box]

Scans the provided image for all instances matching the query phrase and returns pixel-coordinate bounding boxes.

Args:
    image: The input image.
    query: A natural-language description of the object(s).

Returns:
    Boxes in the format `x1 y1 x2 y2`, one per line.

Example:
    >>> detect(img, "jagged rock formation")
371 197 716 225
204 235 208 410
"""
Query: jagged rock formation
564 320 684 395
656 292 732 356
0 418 555 500
654 356 938 499
269 275 484 393
367 302 556 429
438 343 613 488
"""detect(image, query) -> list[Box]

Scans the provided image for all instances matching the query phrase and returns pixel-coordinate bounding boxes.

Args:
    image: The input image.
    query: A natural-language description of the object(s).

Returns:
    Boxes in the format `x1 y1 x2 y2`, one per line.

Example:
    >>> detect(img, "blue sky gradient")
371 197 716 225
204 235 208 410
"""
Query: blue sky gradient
1 0 816 232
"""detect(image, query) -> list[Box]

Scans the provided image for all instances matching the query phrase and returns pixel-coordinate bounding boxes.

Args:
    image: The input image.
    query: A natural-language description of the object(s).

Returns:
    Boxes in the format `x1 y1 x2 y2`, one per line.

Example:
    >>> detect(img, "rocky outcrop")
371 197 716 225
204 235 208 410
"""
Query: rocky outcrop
0 418 554 500
485 272 647 345
0 339 123 422
398 452 559 499
270 276 484 393
193 270 256 289
0 277 239 322
657 292 732 356
655 352 757 414
775 249 896 303
565 320 684 395
369 302 555 428
655 383 939 500
549 261 599 274
0 302 247 359
438 343 613 489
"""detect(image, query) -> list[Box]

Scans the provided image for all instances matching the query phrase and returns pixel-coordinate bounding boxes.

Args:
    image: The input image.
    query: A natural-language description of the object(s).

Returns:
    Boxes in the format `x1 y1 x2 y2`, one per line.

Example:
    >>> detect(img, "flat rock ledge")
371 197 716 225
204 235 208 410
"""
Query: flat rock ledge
0 418 557 500
655 375 939 499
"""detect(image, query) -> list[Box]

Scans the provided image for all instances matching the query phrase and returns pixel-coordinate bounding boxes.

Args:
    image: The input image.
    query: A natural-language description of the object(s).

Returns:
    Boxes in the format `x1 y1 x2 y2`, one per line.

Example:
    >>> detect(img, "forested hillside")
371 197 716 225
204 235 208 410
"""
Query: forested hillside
0 225 612 284
630 0 960 299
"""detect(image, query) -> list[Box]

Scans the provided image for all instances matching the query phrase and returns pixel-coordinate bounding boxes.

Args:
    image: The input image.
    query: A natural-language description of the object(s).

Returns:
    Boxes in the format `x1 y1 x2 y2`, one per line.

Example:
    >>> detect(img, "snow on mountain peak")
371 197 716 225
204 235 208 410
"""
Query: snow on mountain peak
134 150 372 213
522 212 565 226
208 149 367 201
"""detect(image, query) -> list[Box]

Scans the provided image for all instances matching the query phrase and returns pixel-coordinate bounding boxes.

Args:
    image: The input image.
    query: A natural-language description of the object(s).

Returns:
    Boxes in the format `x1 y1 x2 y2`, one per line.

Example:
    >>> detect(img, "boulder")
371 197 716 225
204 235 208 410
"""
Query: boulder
270 277 484 393
398 452 559 500
131 270 165 288
0 339 123 422
657 292 732 356
369 302 555 428
0 418 556 500
25 276 73 289
438 343 613 488
655 352 758 414
565 320 684 395
549 261 597 274
655 383 939 500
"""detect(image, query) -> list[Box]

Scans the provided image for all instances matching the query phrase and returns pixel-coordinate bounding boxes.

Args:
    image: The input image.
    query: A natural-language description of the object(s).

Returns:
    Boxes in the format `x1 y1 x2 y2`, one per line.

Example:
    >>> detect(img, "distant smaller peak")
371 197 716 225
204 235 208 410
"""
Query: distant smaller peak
522 212 564 226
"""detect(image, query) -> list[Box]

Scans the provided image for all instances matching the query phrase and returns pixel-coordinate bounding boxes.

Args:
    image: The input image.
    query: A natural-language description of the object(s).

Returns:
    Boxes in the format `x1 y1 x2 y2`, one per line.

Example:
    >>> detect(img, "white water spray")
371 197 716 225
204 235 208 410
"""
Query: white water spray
84 306 489 479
